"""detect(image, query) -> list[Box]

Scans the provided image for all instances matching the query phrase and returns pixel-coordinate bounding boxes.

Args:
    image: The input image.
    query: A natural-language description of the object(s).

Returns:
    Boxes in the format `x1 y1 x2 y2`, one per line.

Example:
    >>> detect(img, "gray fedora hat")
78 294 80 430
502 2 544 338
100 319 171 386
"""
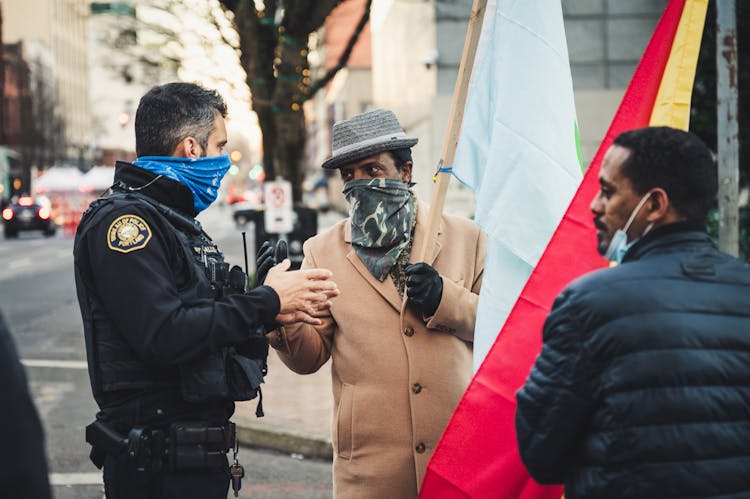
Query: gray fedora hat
321 109 418 169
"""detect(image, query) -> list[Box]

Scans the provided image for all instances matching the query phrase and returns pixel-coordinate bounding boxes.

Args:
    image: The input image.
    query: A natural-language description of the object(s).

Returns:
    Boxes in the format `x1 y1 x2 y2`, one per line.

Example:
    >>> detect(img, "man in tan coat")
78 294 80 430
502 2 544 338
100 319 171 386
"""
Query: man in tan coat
265 109 485 498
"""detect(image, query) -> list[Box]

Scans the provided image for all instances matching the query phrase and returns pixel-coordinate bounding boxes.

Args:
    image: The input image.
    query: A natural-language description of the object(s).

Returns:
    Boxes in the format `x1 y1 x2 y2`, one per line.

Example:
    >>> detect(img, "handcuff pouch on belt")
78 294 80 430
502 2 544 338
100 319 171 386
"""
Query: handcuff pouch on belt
169 422 235 470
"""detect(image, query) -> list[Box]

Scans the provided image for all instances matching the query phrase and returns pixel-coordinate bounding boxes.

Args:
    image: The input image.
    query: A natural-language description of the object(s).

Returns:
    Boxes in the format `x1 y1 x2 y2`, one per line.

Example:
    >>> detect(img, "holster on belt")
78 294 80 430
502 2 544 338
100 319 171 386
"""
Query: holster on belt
85 420 159 470
168 422 234 470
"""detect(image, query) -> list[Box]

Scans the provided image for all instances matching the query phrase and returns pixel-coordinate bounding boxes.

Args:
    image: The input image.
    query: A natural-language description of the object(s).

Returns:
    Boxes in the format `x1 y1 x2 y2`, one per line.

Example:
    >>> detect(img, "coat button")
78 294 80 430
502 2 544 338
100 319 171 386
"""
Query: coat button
412 383 422 394
404 326 415 337
415 442 426 453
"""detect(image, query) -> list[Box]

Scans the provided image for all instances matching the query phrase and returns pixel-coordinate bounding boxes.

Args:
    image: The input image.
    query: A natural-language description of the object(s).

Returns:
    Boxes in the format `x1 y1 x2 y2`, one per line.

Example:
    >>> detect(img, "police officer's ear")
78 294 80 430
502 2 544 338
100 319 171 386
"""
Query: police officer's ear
173 137 202 159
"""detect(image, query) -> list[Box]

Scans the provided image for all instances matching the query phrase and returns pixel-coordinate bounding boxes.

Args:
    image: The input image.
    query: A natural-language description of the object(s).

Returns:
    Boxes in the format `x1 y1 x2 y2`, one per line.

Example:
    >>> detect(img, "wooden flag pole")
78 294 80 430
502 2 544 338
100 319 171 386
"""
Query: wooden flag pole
417 0 488 263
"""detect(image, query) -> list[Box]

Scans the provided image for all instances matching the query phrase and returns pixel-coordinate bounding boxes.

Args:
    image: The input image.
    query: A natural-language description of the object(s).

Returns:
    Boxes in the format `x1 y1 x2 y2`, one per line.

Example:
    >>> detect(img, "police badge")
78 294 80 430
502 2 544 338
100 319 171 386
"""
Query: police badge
107 214 152 253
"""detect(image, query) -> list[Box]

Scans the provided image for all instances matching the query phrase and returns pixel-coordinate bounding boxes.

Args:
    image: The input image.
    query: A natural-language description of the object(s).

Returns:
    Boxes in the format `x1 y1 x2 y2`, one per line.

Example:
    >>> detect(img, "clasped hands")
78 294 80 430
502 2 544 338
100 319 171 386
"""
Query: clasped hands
256 241 340 326
255 240 443 324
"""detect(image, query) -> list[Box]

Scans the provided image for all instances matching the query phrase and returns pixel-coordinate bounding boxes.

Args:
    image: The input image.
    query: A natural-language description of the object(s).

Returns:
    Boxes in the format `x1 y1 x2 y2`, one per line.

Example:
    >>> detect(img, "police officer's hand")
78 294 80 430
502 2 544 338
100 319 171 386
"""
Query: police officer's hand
264 259 340 325
405 262 443 317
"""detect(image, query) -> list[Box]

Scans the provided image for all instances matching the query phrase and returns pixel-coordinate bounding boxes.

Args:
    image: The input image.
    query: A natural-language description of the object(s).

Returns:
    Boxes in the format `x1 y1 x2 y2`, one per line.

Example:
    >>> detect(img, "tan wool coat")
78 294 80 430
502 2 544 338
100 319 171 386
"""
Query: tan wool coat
269 201 486 498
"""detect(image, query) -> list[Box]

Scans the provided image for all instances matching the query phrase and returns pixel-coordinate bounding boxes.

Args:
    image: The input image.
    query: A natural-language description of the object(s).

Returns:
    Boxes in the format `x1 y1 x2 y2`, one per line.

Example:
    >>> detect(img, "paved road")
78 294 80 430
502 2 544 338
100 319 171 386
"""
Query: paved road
0 203 333 498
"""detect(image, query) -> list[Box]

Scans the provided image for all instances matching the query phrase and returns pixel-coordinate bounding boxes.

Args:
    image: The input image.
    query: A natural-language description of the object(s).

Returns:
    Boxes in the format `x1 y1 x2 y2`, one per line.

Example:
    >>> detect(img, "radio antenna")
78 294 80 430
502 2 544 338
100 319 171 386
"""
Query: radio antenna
241 231 249 283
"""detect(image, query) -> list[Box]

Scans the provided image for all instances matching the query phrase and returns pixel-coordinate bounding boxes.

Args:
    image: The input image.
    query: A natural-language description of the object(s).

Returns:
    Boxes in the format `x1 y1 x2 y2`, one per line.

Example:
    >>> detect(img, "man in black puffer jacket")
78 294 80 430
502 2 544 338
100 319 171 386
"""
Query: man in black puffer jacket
516 126 750 498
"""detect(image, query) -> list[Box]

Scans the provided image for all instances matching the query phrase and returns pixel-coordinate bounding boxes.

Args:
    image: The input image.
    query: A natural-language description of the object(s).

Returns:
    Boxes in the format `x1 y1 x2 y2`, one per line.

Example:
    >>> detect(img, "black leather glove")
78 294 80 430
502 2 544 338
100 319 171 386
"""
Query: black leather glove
404 262 443 317
255 241 275 285
255 240 290 286
275 239 289 262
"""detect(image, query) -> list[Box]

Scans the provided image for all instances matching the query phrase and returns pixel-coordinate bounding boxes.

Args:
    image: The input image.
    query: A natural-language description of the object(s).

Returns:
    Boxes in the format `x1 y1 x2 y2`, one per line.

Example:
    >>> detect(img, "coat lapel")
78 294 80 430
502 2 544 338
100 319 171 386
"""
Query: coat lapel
344 199 442 312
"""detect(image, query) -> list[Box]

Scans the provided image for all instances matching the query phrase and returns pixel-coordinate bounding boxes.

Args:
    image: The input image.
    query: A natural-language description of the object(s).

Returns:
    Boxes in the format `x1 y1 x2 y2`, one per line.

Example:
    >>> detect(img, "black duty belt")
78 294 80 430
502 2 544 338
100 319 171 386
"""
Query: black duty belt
85 419 234 471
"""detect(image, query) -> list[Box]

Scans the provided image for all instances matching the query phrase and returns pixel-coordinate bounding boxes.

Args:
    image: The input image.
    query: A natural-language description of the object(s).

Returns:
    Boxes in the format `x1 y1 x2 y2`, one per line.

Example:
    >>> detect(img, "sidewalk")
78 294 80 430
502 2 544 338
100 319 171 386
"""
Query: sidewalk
233 354 334 459
232 210 344 460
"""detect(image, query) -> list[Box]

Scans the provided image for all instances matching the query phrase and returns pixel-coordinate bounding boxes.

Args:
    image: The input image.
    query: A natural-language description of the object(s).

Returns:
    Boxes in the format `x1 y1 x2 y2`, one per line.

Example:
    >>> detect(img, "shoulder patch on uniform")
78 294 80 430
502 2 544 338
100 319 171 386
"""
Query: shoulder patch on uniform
107 214 152 253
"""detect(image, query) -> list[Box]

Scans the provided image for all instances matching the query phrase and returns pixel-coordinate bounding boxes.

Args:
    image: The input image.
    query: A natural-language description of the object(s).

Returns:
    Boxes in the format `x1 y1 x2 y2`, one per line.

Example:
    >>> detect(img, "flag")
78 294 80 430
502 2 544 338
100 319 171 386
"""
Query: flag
451 0 583 372
420 1 707 498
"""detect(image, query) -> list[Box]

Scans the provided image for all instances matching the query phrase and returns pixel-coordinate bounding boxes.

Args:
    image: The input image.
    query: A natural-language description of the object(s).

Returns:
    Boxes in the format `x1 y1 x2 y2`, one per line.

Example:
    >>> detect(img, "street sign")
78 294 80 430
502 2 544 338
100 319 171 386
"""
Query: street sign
264 179 293 234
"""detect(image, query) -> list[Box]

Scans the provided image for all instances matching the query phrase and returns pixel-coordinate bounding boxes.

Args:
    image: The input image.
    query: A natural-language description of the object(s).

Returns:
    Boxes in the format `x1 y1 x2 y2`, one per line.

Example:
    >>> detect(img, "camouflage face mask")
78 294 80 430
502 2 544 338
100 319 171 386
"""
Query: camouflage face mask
343 178 415 281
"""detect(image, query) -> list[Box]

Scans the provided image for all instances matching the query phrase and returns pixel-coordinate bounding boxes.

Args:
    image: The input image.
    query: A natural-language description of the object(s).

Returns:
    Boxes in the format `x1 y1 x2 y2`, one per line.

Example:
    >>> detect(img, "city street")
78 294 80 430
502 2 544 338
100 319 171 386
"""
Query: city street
0 203 333 499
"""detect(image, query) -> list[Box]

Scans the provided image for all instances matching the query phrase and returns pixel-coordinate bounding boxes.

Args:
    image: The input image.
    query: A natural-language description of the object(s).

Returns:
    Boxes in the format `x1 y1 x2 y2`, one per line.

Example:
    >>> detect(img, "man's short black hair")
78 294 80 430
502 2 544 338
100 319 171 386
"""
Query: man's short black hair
135 82 227 157
613 126 716 223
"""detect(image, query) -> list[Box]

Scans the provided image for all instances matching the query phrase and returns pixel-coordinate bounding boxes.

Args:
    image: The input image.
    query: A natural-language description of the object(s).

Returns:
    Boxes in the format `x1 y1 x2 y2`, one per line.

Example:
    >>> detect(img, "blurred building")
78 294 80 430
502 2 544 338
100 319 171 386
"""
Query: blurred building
564 0 668 161
3 0 91 169
89 1 254 170
307 0 373 211
89 2 149 165
1 39 61 195
371 0 474 211
88 2 139 165
1 42 30 196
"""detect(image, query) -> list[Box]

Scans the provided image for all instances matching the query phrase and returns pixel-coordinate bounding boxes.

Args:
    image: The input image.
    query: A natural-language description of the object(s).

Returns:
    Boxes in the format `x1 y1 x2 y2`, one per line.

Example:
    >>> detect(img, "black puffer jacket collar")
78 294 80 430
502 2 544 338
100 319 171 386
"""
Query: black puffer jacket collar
623 221 711 263
112 161 196 217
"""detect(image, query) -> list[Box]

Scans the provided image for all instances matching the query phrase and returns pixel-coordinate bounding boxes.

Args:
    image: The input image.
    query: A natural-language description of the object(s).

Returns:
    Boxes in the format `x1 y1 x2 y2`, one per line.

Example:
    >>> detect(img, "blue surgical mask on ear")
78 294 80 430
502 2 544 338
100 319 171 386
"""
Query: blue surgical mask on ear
133 155 231 213
604 191 655 264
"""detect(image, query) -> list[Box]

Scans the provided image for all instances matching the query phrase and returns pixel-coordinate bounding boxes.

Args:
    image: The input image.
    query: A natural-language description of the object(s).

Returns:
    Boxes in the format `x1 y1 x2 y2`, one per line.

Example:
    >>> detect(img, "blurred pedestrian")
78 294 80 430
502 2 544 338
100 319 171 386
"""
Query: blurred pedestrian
259 109 486 498
73 82 338 499
0 310 52 499
516 126 750 498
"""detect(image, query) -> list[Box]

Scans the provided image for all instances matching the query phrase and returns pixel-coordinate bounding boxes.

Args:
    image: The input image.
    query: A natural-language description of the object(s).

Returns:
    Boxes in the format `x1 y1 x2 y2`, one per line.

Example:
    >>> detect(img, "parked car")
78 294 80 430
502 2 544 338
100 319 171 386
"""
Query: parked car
2 196 56 238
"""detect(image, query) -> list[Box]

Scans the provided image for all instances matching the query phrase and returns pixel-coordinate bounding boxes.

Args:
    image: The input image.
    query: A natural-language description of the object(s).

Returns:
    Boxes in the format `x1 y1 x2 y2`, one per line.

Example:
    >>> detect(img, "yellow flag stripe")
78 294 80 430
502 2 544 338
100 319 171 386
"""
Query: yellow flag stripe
649 0 708 130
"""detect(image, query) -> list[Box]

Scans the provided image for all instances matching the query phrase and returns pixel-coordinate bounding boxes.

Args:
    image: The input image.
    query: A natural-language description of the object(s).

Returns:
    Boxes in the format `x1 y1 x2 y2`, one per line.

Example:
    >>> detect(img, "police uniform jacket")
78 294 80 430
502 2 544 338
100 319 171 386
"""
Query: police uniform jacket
269 200 485 498
516 223 750 498
74 162 279 429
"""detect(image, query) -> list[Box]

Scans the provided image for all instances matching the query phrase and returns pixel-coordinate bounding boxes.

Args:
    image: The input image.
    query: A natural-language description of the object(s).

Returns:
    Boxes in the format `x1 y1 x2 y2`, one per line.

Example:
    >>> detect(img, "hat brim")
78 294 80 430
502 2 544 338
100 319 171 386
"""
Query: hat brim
321 137 419 170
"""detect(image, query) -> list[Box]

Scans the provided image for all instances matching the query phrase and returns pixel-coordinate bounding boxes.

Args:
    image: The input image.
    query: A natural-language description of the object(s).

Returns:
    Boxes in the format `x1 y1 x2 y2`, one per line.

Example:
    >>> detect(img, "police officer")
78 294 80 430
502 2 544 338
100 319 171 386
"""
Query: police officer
73 82 338 499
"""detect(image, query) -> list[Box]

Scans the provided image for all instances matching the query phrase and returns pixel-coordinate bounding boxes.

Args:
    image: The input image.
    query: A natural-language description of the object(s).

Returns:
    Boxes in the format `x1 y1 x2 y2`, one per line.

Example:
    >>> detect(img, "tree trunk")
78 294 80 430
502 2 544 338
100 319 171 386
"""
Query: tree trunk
272 30 309 201
233 1 278 179
221 0 369 203
274 110 306 202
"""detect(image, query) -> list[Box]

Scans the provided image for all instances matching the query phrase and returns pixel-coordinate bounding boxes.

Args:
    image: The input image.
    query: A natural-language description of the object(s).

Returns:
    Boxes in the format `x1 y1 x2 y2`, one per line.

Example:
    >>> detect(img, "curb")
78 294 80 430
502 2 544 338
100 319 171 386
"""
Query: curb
233 416 333 461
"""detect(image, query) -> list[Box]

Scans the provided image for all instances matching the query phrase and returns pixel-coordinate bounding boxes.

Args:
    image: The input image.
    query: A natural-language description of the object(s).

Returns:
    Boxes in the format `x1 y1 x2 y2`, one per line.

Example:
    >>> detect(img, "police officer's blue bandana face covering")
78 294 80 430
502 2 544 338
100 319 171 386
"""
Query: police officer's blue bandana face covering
133 155 231 213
